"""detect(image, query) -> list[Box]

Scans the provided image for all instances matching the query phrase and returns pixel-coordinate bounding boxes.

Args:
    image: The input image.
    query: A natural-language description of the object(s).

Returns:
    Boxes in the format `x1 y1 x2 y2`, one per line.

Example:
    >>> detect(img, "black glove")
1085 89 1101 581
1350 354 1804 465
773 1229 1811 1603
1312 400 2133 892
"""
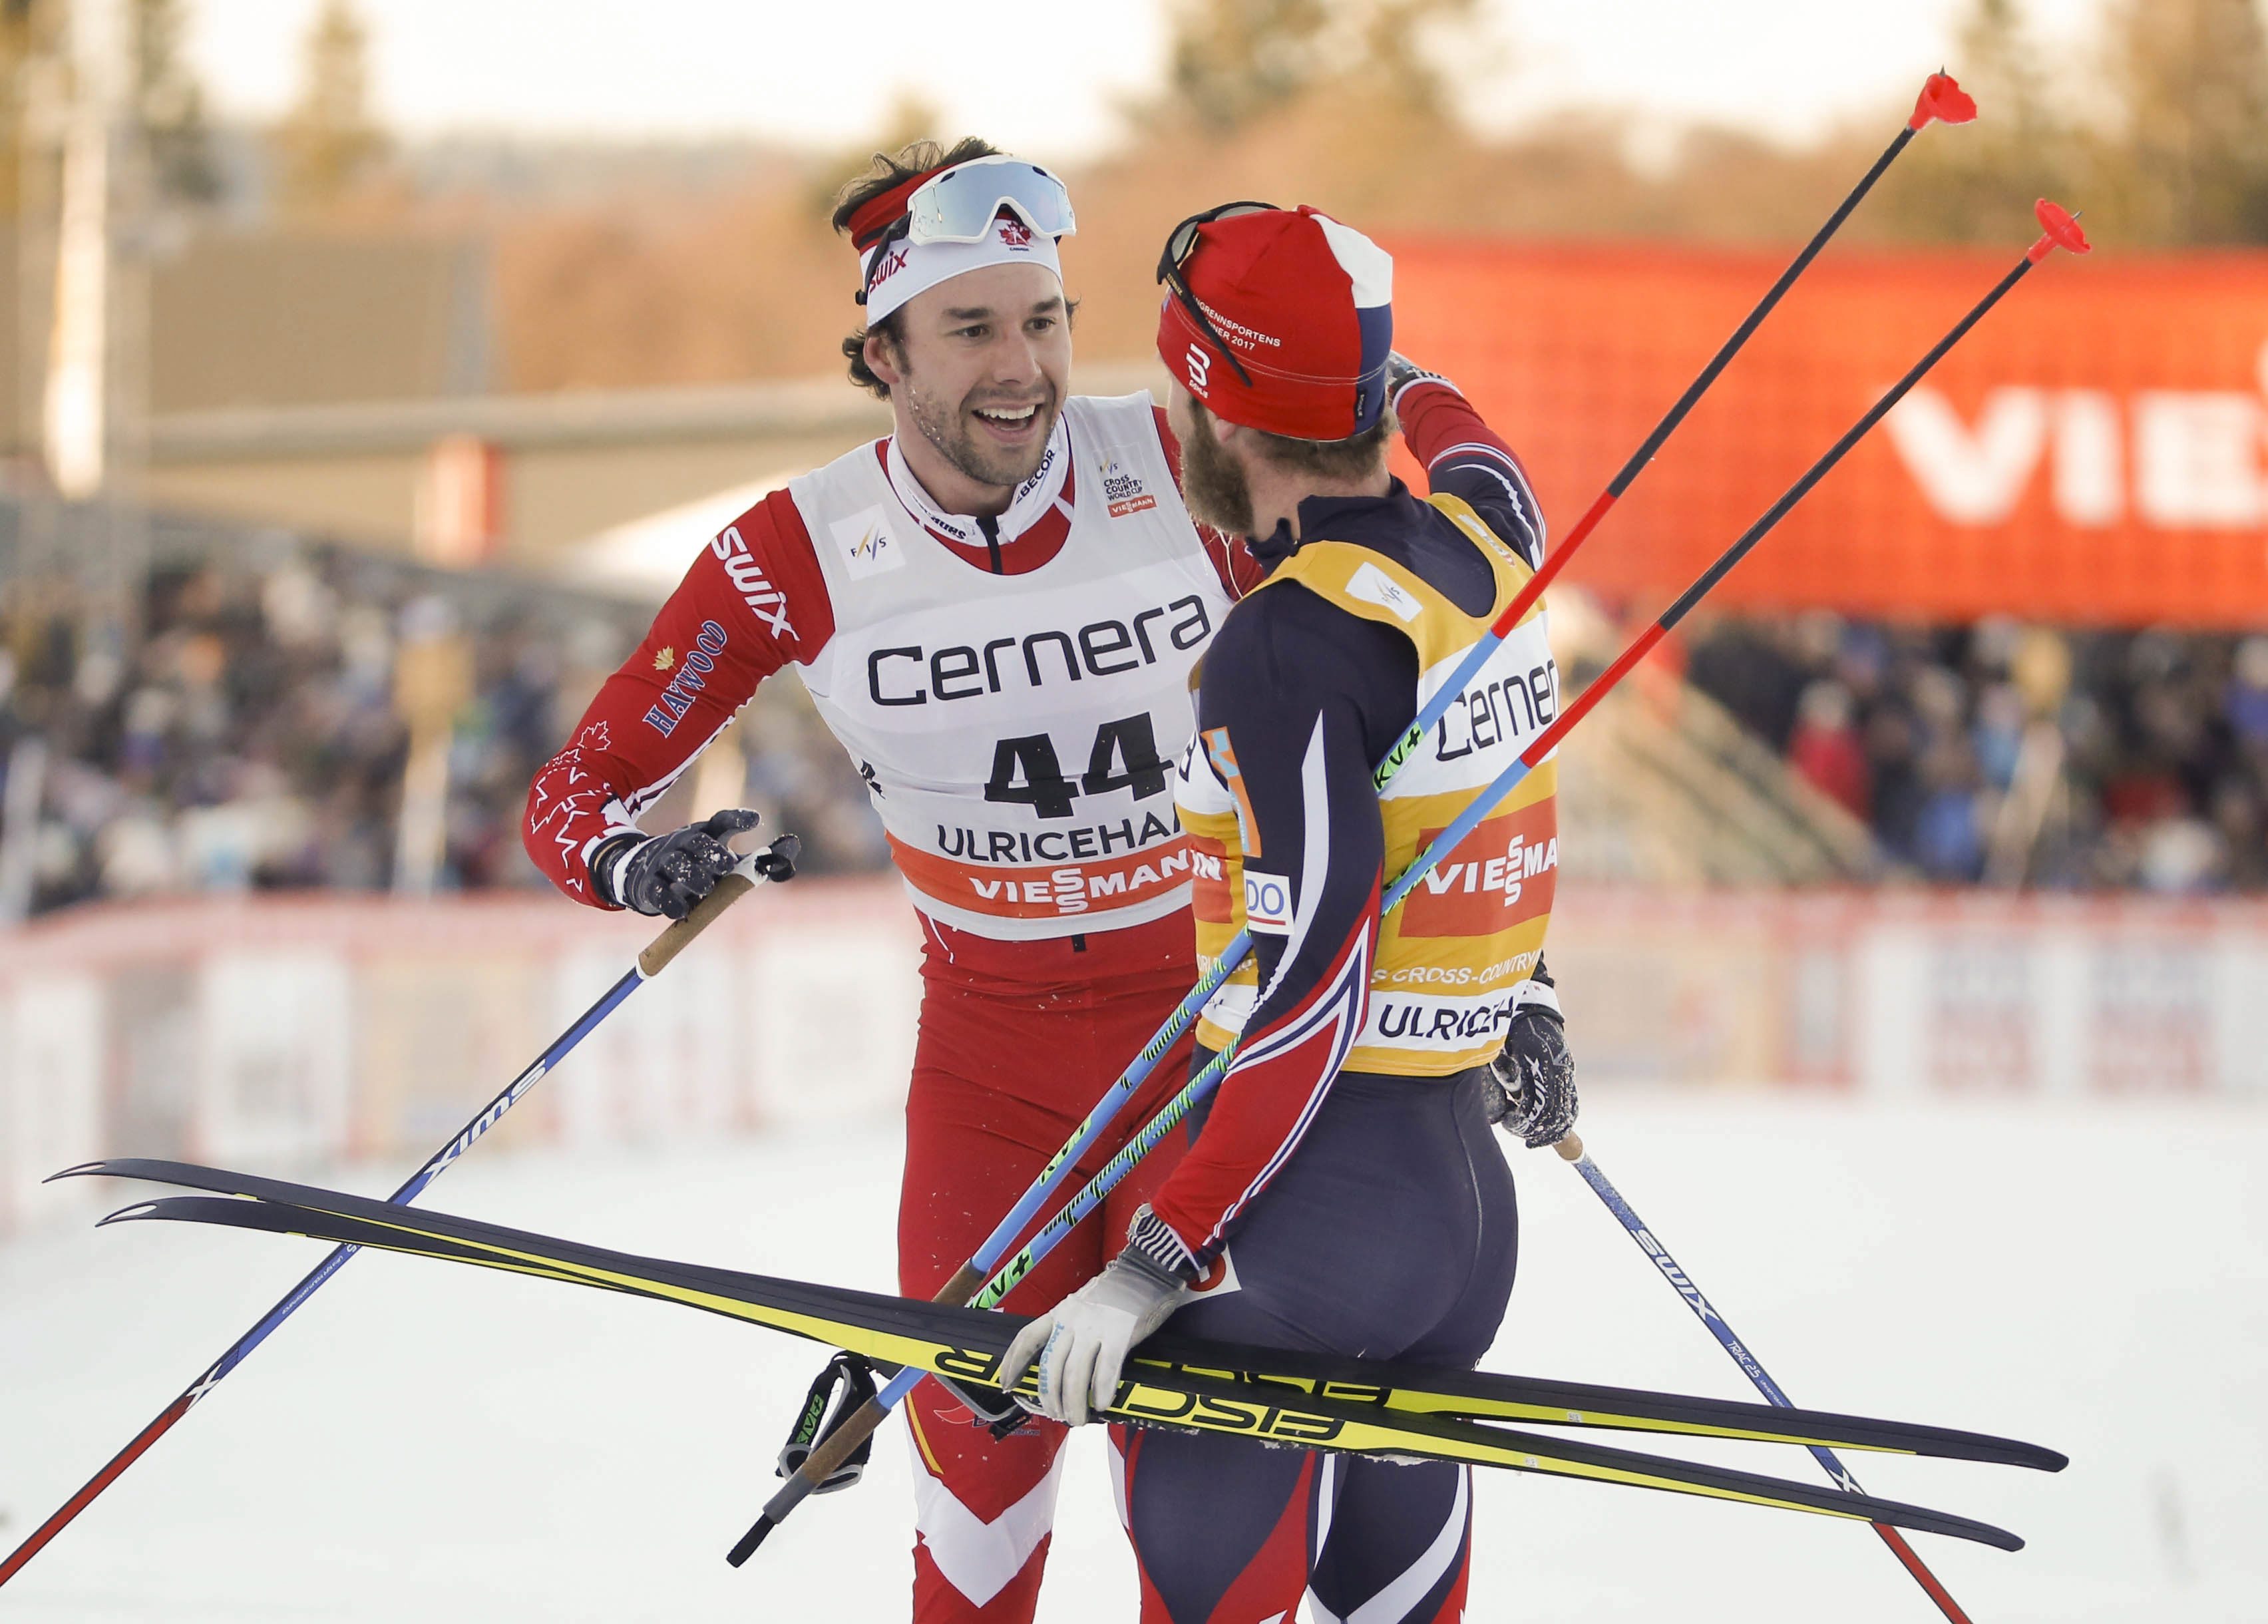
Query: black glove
1488 985 1577 1149
599 807 761 920
1384 349 1455 409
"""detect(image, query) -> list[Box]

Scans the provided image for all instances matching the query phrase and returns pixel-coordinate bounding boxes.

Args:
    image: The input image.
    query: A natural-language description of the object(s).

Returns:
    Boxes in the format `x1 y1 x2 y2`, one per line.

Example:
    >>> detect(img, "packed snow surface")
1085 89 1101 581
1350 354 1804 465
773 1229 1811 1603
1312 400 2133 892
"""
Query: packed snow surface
3 1088 2261 1622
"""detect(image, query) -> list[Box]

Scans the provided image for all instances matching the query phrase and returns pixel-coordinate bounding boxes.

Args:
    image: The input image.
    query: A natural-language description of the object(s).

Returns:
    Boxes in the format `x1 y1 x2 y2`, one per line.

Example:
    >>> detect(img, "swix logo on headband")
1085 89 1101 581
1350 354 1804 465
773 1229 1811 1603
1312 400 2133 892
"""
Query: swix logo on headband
868 243 912 290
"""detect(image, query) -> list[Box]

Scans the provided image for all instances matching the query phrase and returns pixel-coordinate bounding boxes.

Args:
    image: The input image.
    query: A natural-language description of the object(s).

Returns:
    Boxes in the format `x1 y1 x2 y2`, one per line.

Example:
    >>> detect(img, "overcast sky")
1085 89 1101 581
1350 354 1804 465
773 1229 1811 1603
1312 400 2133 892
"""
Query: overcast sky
186 0 2110 156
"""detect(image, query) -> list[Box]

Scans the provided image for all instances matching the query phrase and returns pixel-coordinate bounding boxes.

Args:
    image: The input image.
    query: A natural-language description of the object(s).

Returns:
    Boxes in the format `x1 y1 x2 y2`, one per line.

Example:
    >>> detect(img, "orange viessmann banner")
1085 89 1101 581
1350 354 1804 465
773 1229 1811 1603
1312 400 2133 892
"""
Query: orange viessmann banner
1388 238 2268 628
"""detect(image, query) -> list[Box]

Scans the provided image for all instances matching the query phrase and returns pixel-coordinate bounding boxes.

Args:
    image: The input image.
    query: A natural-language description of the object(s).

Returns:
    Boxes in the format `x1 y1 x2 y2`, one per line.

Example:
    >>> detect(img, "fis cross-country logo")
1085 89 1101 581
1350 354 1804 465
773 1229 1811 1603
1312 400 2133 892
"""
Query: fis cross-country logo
830 505 906 580
1101 456 1157 518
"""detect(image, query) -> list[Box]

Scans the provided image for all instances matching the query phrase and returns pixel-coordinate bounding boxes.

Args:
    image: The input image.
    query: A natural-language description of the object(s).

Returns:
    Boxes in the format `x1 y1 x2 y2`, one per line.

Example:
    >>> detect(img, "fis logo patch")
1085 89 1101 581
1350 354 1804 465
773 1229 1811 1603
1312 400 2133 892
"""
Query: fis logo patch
831 505 906 580
1346 562 1421 624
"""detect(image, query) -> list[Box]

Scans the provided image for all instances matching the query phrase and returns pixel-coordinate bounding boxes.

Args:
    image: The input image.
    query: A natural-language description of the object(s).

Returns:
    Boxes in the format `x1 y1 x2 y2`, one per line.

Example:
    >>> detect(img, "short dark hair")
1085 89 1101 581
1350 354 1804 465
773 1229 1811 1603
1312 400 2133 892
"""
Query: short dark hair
833 136 1002 400
1240 408 1398 482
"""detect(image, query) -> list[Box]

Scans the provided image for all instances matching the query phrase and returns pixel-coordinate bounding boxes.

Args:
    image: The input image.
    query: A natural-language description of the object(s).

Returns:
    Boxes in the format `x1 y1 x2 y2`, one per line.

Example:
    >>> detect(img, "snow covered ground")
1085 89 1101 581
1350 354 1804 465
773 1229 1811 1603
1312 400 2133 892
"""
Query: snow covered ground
3 1087 2263 1622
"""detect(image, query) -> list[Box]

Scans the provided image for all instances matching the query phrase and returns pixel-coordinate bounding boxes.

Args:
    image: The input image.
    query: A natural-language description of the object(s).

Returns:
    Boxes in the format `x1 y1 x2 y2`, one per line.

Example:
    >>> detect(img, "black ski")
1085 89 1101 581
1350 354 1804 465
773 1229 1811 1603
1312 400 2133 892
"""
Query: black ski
67 1159 2042 1550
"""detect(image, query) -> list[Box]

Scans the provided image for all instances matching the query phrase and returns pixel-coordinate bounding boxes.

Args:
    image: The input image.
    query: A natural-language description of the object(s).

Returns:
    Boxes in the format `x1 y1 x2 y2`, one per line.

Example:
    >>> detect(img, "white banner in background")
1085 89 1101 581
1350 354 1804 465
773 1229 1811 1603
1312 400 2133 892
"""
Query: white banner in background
1 976 103 1233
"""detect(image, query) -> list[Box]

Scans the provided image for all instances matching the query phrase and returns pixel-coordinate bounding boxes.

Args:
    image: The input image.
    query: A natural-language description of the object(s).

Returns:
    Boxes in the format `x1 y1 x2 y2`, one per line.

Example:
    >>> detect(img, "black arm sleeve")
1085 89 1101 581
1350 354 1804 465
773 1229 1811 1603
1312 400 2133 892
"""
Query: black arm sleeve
1147 584 1417 1255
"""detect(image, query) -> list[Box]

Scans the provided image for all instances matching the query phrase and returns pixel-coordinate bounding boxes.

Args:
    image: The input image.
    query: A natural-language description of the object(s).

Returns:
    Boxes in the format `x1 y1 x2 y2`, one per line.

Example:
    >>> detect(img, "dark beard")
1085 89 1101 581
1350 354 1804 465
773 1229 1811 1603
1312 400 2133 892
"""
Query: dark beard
1177 408 1255 536
902 375 1057 495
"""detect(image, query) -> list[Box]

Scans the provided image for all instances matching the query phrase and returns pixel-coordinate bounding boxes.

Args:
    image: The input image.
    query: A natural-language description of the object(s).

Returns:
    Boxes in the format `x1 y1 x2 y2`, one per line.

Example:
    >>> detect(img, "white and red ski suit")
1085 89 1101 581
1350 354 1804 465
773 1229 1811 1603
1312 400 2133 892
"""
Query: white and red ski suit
524 391 1254 1621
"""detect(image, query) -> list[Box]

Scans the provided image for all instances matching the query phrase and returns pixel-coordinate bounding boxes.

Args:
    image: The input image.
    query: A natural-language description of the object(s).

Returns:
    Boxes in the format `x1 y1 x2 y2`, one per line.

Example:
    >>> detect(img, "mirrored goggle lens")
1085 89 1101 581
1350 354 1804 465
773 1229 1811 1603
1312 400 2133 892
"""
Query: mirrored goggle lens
906 157 1077 245
1163 201 1277 277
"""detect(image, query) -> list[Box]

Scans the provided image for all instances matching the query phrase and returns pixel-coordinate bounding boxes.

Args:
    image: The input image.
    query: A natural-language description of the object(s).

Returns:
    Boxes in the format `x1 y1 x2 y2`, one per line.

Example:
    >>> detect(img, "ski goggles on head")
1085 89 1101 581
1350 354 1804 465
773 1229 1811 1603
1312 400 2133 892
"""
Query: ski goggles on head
860 157 1077 305
907 156 1076 245
1156 200 1279 387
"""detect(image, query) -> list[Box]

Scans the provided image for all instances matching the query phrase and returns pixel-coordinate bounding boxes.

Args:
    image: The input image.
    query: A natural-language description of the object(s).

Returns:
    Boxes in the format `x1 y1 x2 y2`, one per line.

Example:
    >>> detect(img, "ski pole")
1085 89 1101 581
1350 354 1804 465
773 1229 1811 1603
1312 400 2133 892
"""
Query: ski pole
1521 70 1974 600
0 835 801 1591
970 196 2090 1312
727 92 1978 1561
953 201 2087 1604
1555 1134 1975 1623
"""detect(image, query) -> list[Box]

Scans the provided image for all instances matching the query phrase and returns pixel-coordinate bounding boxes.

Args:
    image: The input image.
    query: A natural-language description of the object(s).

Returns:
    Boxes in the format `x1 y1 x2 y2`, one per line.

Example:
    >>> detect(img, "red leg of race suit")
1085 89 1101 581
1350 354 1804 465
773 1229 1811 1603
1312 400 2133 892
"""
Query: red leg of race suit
897 922 1195 1624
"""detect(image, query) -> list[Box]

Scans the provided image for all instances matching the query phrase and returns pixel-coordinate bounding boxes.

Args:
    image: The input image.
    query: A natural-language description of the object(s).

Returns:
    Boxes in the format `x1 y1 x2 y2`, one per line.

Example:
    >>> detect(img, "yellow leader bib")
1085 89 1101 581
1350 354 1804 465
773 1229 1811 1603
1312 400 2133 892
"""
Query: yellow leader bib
1173 495 1560 1076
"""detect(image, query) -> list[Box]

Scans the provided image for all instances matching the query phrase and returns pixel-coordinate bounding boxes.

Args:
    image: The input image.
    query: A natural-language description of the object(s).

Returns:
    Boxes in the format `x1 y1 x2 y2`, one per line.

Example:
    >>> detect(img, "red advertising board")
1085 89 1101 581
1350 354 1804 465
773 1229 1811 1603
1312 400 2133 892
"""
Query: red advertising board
1388 237 2268 627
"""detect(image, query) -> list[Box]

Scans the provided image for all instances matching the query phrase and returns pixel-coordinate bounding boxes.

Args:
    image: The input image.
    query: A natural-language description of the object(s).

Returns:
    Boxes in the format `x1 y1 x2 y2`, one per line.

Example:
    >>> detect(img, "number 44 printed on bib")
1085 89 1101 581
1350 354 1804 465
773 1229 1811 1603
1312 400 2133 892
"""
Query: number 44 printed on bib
986 714 1171 817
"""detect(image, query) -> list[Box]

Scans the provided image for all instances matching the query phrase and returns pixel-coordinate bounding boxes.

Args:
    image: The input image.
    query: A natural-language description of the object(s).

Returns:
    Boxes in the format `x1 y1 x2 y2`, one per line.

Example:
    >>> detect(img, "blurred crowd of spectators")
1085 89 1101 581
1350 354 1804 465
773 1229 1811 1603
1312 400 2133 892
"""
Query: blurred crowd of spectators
1685 614 2268 892
7 520 2264 913
0 534 888 918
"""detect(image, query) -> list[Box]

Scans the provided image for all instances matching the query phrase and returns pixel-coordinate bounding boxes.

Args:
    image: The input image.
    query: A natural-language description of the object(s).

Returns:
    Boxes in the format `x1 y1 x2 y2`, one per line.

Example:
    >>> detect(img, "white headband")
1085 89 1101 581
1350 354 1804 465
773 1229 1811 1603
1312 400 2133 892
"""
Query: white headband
862 213 1064 324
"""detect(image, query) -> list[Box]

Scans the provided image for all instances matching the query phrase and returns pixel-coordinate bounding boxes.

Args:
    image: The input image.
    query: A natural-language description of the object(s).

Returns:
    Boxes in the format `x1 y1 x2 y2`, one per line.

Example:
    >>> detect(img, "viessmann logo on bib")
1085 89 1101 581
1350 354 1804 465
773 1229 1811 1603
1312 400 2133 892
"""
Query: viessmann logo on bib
1399 800 1559 936
889 834 1196 919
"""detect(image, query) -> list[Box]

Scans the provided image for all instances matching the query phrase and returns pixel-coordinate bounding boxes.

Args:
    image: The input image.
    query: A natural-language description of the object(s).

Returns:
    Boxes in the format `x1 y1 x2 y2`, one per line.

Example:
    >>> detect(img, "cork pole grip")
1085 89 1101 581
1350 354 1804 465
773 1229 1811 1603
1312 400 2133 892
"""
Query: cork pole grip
1555 1133 1585 1161
636 871 756 978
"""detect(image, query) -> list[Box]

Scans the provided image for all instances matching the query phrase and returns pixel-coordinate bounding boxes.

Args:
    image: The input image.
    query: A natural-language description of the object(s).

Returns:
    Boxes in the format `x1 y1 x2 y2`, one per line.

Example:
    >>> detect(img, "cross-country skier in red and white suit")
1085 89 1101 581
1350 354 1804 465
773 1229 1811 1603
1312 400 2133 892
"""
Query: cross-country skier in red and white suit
521 140 1262 1623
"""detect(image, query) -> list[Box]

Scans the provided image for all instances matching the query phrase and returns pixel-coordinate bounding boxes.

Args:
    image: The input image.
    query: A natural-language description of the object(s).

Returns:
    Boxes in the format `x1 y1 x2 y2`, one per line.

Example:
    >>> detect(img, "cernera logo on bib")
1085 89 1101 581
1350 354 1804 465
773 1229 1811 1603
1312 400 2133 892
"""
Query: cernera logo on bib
833 505 905 580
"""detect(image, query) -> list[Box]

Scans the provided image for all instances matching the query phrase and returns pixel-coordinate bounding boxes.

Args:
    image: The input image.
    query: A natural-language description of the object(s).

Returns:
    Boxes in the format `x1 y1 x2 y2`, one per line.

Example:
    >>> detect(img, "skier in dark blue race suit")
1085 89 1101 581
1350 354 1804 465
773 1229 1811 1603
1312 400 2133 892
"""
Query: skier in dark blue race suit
1002 204 1581 1624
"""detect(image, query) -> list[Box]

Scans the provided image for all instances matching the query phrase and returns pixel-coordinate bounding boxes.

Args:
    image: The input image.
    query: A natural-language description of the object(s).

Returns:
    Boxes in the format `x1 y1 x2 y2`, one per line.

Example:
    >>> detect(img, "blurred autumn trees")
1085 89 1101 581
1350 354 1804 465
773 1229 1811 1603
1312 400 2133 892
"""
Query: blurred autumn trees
478 0 2268 391
1872 0 2268 248
10 0 2259 393
275 0 387 213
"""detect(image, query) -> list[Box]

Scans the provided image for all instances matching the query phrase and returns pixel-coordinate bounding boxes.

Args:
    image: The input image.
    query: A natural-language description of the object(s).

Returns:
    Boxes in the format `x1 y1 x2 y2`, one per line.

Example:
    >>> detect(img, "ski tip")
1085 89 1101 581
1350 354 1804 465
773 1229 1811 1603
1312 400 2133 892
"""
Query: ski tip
1910 71 1977 130
2028 199 2090 261
45 1159 115 1183
96 1201 166 1227
47 1156 188 1186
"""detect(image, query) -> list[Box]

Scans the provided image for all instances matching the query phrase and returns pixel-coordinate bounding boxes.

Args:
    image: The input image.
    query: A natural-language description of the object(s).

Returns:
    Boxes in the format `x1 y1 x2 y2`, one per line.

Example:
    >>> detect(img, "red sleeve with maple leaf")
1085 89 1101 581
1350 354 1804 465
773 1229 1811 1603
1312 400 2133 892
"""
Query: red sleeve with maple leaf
522 488 835 908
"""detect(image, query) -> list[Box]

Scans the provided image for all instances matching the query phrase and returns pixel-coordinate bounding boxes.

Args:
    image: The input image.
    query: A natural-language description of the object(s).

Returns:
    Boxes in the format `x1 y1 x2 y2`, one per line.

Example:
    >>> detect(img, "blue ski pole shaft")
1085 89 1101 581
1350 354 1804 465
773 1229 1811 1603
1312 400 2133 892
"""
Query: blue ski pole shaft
971 204 2090 1311
783 73 1972 1318
1555 1137 1975 1623
737 194 2089 1563
734 629 1561 1559
974 206 2086 1314
3 845 789 1590
972 745 1541 1309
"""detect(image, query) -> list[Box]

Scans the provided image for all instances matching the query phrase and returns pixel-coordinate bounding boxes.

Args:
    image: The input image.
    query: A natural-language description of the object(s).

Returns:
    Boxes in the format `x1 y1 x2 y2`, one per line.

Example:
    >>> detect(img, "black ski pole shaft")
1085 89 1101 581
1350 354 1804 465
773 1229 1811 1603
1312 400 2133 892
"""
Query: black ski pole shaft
731 199 2092 1567
722 77 1979 1565
1549 70 1975 553
1557 1137 1976 1621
